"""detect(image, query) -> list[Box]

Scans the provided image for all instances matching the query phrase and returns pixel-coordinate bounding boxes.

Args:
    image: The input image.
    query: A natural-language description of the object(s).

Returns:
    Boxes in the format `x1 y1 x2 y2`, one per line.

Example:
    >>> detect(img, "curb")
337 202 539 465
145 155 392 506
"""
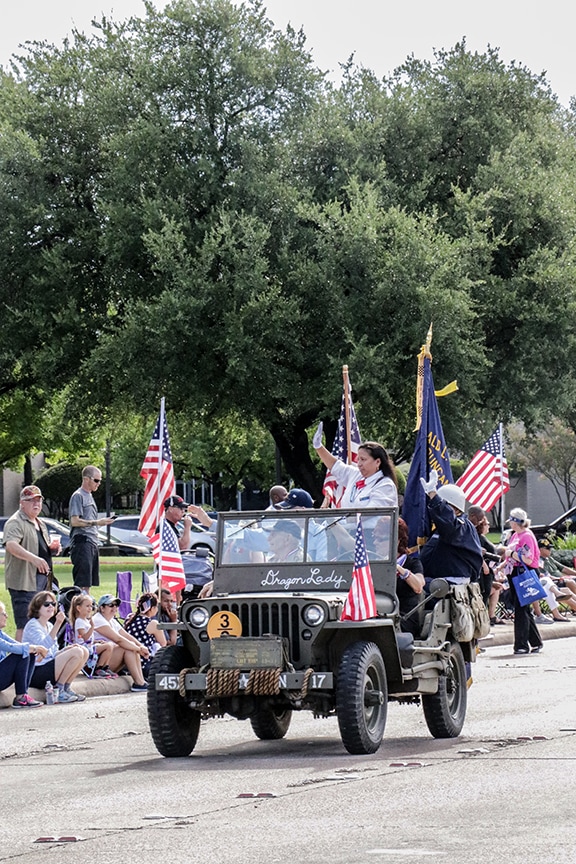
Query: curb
479 617 576 648
0 674 135 709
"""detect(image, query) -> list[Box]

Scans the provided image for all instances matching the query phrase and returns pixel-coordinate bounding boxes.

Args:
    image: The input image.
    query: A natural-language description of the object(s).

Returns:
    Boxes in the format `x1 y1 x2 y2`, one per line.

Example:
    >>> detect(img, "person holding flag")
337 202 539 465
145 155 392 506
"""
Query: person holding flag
419 469 482 586
313 423 398 510
139 401 186 595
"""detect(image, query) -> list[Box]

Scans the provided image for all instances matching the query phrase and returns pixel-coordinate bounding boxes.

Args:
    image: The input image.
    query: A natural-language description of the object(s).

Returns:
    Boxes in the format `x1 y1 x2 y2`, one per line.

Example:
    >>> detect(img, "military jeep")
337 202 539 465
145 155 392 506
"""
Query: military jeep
147 507 476 756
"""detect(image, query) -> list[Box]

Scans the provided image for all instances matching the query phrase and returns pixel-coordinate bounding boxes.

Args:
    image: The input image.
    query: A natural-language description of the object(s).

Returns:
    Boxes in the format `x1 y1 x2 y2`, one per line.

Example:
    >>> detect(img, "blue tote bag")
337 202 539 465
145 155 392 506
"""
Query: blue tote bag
511 568 547 607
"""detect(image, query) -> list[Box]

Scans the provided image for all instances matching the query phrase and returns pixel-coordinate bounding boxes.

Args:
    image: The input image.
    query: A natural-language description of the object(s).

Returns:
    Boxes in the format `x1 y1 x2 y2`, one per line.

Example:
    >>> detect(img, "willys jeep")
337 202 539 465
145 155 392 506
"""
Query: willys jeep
147 507 477 756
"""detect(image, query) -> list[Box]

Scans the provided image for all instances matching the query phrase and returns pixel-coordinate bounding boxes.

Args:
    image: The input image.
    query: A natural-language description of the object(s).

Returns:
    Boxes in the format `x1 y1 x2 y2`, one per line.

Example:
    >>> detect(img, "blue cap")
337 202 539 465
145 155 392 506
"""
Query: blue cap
278 489 314 509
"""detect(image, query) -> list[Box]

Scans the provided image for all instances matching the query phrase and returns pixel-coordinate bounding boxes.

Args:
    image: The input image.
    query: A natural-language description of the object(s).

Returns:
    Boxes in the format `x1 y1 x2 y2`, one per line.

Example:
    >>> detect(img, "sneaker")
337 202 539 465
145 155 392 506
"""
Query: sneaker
531 645 544 653
130 682 148 692
102 665 118 678
56 689 78 703
12 694 43 709
513 648 530 655
94 667 114 678
534 614 553 624
67 690 86 702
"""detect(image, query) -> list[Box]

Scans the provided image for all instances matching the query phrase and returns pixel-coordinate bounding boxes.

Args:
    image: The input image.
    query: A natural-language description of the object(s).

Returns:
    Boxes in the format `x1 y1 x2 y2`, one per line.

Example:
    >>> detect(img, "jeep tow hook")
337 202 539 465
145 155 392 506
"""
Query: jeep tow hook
364 689 385 706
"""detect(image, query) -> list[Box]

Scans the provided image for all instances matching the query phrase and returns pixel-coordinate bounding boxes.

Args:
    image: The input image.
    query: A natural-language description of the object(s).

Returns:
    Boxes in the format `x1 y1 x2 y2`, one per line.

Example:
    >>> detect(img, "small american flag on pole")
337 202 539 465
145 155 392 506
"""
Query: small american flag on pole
340 518 377 621
322 385 362 508
138 401 176 540
456 426 510 512
152 518 186 593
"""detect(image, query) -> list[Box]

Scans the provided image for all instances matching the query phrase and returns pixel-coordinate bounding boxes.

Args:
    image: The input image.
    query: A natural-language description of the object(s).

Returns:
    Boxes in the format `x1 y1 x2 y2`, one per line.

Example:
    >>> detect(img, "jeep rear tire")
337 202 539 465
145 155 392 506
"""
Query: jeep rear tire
250 706 293 740
147 645 201 757
422 640 467 738
336 641 388 755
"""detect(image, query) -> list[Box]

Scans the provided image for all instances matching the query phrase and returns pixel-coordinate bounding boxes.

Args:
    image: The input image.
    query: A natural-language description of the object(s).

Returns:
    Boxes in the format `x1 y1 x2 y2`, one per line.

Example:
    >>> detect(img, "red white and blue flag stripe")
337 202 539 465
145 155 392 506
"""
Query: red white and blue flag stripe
340 518 377 621
322 385 362 508
139 405 176 540
457 426 510 512
152 519 186 593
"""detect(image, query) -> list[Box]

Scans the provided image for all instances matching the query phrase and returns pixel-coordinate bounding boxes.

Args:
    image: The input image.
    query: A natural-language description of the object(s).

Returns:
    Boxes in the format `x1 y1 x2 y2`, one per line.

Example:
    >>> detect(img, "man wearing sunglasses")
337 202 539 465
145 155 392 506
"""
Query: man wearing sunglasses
69 466 115 589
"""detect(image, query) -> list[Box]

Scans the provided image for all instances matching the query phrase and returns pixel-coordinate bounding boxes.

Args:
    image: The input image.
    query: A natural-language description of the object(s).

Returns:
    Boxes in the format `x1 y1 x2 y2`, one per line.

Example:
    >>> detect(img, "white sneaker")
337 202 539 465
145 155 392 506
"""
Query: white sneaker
534 614 553 624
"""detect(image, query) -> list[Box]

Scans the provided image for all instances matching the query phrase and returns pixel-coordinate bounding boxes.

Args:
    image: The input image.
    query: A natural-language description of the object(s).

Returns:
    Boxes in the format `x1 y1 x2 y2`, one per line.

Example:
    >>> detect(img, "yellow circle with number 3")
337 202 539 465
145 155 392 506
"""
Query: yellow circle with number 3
207 610 242 639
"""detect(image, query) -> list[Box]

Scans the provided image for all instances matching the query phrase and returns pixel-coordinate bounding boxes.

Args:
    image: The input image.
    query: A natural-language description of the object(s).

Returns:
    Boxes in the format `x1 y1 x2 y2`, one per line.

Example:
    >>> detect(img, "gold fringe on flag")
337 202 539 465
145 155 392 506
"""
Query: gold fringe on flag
413 323 458 429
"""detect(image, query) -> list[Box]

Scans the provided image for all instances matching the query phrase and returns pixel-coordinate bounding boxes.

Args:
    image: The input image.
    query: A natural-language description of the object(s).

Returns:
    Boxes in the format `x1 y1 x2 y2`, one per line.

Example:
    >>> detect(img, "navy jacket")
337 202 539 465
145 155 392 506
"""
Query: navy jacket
420 495 482 583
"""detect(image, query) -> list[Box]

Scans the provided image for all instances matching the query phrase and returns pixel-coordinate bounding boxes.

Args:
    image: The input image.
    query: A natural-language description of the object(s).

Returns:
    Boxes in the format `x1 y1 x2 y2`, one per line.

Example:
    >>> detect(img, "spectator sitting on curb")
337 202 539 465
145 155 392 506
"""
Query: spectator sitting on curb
0 600 47 708
538 538 576 595
22 591 89 703
124 593 167 680
68 594 117 678
92 594 149 691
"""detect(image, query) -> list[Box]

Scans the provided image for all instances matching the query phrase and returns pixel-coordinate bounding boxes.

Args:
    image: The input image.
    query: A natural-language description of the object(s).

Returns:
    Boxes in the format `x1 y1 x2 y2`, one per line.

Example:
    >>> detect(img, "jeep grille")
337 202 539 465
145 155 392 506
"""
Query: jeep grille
206 601 302 663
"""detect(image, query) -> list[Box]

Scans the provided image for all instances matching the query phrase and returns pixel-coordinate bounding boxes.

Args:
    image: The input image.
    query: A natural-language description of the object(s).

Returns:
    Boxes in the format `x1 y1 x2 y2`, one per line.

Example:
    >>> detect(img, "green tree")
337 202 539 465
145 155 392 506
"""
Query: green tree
508 420 576 511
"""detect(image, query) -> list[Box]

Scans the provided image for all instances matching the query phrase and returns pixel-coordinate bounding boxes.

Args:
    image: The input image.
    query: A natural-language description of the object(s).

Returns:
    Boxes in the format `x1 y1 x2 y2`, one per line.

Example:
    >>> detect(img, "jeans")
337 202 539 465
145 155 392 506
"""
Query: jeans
0 653 35 695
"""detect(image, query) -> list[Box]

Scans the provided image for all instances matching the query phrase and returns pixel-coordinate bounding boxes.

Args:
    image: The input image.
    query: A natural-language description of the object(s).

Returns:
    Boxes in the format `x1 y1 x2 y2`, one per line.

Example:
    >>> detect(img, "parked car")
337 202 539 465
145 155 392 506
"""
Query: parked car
112 514 215 555
531 507 576 542
41 517 151 557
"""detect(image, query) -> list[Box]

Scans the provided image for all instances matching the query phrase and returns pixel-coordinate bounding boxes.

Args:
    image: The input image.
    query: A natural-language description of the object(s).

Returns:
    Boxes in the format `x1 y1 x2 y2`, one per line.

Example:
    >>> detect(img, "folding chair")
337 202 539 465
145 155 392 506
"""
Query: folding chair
116 571 133 620
141 570 158 594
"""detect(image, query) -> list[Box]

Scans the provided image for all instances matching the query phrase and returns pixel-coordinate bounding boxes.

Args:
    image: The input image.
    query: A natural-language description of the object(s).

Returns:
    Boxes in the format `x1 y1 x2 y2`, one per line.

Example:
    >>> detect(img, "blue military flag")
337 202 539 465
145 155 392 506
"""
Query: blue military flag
403 340 454 548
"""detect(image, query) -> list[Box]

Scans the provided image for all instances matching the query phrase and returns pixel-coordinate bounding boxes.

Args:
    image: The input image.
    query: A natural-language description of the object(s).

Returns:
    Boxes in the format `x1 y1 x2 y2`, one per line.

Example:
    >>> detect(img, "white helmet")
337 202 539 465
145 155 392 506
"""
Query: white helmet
437 483 466 513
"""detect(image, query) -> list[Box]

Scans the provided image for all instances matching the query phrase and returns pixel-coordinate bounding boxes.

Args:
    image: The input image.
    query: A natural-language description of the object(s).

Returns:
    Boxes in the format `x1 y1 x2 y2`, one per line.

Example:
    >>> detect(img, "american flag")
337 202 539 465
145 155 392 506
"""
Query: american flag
322 385 362 507
152 518 186 593
340 518 377 621
138 406 176 540
456 426 510 512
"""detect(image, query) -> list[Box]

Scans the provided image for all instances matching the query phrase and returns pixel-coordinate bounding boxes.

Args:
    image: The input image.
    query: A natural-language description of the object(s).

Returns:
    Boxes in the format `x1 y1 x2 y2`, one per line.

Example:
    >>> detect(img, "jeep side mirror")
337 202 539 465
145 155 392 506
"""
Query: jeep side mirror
427 578 451 599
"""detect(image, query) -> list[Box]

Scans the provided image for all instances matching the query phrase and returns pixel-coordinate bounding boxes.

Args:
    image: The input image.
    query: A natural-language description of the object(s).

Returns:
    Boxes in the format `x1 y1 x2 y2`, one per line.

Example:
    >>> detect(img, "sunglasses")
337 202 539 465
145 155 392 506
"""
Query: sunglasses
102 603 119 608
91 478 102 485
43 601 56 607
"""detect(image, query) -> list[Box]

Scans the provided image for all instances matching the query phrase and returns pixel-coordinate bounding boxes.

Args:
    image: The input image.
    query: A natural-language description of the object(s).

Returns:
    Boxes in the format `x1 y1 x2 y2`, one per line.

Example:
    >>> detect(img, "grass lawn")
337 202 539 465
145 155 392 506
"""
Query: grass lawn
0 556 154 638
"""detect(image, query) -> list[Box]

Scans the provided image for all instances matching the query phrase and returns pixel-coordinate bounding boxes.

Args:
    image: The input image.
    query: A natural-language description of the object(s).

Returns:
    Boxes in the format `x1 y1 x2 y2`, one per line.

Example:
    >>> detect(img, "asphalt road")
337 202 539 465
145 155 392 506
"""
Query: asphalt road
2 636 576 864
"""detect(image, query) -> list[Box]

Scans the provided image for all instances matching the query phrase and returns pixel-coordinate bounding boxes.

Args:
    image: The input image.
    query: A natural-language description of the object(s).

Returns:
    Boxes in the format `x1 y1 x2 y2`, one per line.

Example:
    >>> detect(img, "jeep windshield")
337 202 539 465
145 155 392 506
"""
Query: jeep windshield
212 508 398 596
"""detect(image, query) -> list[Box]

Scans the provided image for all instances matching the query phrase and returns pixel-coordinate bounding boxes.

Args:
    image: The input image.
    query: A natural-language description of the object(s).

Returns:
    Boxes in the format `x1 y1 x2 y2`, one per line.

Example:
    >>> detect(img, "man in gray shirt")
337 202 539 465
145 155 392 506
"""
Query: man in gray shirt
69 466 115 588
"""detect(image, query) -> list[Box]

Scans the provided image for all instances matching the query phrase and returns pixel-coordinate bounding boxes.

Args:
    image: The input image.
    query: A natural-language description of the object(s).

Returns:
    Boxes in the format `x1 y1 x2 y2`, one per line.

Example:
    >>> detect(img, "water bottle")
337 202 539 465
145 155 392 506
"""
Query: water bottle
45 680 55 706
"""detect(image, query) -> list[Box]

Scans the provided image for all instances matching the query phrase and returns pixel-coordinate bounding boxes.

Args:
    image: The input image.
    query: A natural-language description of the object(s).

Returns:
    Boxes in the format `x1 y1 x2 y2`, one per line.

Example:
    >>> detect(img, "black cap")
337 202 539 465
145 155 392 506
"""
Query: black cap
163 495 188 509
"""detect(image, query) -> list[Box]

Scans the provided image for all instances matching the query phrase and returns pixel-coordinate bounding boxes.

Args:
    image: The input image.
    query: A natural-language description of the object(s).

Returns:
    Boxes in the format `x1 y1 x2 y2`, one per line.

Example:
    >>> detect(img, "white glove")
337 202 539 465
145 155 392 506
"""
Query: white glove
420 468 438 495
312 421 324 450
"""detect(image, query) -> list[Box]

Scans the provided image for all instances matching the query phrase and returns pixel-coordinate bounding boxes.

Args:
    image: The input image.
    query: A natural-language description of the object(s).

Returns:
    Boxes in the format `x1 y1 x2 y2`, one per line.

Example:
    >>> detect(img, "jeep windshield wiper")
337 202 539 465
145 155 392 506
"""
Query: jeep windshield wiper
226 517 264 538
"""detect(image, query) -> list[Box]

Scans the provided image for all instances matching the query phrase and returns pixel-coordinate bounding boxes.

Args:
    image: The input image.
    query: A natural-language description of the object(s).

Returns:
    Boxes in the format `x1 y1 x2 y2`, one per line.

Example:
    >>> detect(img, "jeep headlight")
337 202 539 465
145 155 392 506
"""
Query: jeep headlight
302 604 326 627
189 606 210 629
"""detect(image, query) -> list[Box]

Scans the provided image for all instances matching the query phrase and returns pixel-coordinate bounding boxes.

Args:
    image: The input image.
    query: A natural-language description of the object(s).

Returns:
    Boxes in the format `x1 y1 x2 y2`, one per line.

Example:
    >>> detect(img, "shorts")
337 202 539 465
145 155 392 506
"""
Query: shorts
8 589 37 630
30 658 56 690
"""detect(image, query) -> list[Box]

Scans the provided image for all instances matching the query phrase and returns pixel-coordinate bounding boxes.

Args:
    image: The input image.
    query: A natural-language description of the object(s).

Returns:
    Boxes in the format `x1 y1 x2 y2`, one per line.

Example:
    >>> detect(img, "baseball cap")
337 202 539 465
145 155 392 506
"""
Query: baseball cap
278 489 314 509
163 495 189 509
270 519 302 540
538 538 552 549
97 594 120 608
20 485 43 501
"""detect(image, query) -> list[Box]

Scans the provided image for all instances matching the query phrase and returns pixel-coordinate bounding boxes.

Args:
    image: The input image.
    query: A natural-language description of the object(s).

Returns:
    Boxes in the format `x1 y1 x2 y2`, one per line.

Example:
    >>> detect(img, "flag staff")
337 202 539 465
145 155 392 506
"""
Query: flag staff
156 397 165 595
499 421 505 533
342 365 352 464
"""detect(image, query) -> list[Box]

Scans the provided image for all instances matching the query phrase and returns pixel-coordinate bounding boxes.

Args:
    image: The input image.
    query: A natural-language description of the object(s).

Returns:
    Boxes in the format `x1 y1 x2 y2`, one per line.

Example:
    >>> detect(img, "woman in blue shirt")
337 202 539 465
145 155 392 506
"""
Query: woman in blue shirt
0 600 47 708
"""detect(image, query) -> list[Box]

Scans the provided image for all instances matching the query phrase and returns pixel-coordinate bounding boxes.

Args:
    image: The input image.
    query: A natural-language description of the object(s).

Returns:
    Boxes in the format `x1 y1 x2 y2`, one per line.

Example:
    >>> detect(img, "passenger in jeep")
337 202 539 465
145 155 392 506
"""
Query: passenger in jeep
267 520 304 563
419 470 482 587
377 517 425 636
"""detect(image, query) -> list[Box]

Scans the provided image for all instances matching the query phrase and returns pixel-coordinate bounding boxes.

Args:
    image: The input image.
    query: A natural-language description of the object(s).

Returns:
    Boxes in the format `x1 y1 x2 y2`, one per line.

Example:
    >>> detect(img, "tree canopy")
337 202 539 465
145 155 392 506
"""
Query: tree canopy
2 1 576 501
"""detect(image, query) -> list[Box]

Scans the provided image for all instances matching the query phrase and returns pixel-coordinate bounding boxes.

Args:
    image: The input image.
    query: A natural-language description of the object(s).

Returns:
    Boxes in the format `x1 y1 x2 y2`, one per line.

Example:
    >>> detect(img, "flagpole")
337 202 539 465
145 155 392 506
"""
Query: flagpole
157 397 165 595
343 365 352 464
499 421 505 532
